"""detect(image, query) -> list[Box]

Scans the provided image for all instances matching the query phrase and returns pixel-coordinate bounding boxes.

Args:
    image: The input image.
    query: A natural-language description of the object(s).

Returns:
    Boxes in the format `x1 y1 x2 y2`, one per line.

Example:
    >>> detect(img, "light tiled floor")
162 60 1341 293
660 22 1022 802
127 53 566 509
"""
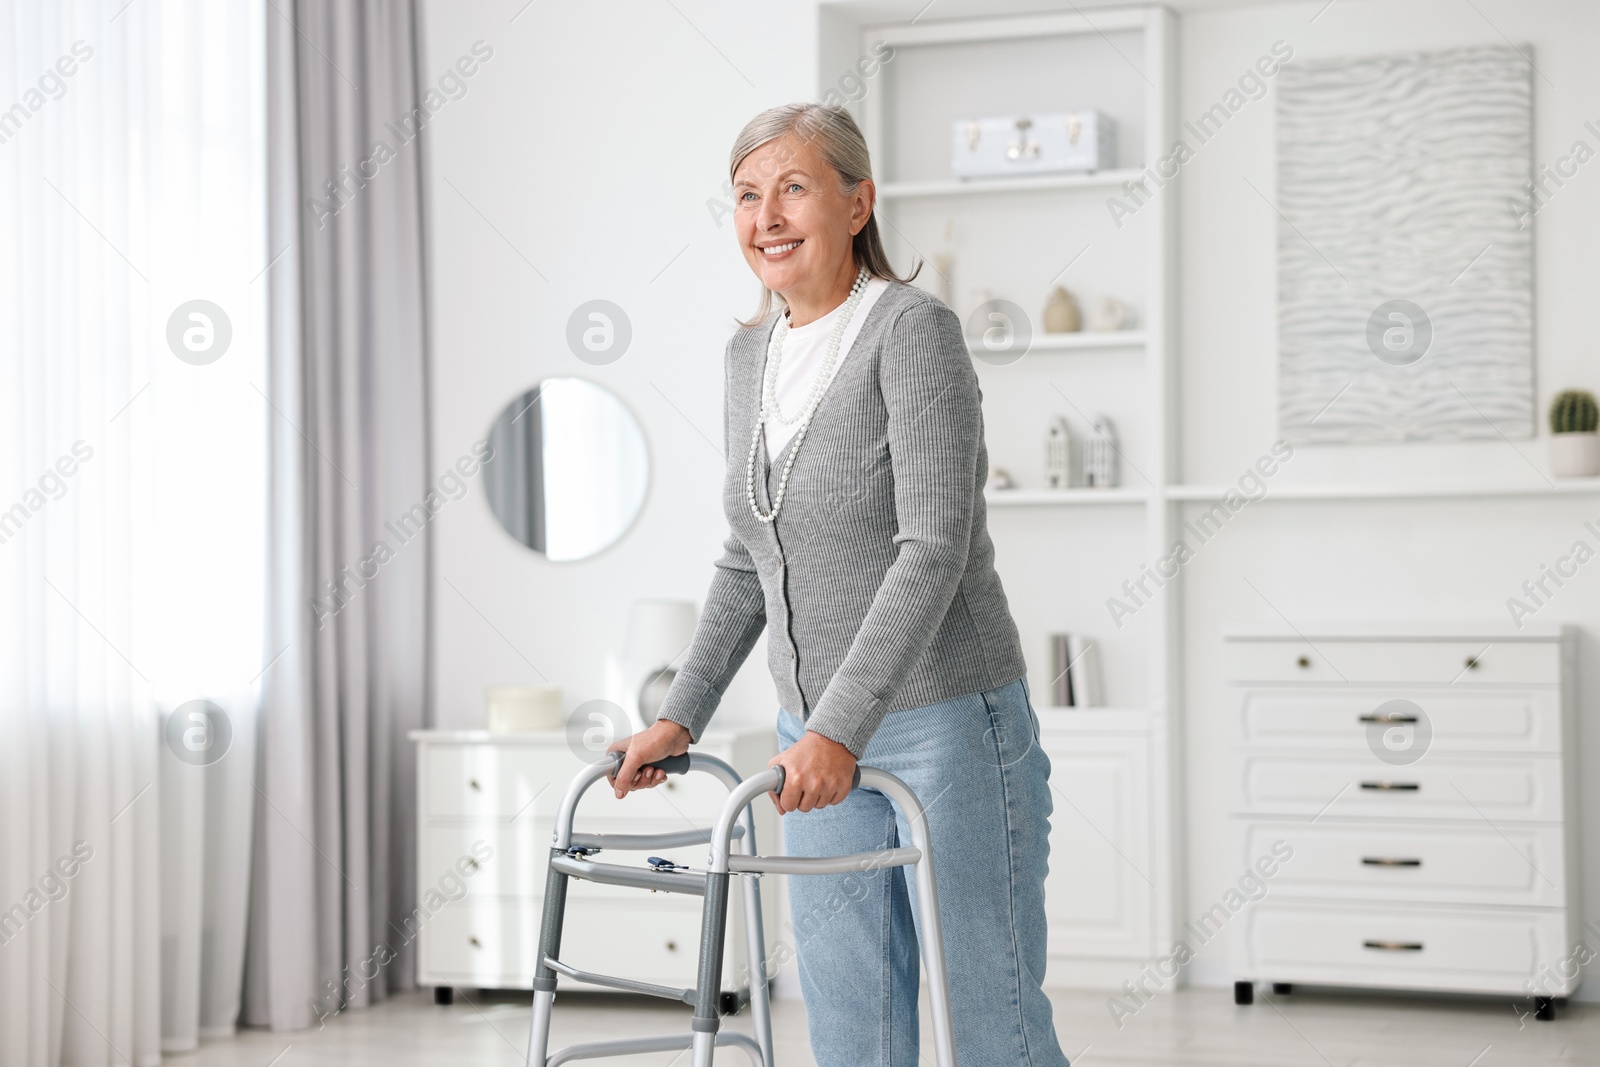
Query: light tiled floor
182 985 1600 1066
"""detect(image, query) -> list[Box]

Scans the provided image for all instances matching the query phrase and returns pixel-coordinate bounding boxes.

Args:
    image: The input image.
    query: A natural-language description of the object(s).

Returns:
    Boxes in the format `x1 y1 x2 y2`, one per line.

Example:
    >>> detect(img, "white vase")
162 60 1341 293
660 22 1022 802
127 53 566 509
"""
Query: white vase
1550 432 1600 478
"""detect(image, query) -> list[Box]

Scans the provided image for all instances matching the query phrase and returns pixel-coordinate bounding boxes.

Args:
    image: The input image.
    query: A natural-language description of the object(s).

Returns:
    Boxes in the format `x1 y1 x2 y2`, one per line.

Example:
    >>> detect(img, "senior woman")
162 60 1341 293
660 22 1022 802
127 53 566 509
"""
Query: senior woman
611 102 1070 1067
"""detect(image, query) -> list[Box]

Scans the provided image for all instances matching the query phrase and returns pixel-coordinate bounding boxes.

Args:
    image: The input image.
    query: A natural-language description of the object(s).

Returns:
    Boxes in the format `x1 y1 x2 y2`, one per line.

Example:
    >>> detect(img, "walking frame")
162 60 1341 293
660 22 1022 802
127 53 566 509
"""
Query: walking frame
524 752 957 1066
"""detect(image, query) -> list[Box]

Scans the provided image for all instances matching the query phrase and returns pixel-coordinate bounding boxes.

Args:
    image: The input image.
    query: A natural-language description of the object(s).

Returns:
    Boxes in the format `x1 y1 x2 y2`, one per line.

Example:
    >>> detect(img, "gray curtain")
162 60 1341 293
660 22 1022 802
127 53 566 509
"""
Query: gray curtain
245 0 433 1030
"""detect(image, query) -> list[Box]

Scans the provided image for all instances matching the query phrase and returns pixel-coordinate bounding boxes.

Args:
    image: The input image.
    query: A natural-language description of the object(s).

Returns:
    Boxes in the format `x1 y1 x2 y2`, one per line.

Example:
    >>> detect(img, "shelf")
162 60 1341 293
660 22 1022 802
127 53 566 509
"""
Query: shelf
985 488 1147 506
969 331 1145 355
1167 480 1600 503
878 169 1145 199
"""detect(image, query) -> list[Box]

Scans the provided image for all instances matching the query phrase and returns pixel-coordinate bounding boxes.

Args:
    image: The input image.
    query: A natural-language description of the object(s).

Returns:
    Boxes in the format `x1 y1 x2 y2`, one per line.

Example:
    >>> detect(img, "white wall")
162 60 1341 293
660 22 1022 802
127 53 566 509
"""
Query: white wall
1176 0 1600 994
417 0 819 735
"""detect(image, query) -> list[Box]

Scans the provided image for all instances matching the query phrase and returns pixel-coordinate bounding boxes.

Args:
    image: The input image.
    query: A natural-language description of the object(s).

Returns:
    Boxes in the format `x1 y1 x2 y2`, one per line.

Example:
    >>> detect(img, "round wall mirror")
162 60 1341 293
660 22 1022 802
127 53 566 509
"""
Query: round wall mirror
482 378 648 562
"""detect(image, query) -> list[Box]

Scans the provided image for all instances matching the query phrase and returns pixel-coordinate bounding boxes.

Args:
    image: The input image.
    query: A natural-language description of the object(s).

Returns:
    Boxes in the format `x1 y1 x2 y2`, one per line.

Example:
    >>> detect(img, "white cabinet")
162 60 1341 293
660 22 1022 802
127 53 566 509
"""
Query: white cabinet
1039 711 1162 986
1223 624 1580 1013
409 728 778 1001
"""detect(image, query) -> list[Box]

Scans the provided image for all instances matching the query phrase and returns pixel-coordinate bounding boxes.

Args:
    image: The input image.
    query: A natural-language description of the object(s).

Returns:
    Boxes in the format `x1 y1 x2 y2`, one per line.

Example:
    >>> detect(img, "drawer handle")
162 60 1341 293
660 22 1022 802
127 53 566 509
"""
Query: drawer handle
1363 940 1423 952
1464 655 1480 670
1361 857 1422 867
1359 713 1418 724
469 936 482 948
469 778 482 792
464 858 479 871
1360 781 1420 792
1296 656 1311 669
666 940 678 952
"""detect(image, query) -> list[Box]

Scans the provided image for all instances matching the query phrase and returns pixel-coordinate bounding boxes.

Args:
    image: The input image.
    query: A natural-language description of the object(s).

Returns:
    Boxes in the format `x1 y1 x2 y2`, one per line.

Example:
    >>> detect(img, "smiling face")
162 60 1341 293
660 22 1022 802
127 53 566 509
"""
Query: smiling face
733 133 873 322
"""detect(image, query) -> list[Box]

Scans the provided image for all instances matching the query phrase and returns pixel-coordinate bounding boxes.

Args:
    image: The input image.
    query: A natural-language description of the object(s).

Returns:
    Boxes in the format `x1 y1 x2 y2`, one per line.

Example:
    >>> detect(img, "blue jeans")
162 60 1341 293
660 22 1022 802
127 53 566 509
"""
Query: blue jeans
777 676 1070 1067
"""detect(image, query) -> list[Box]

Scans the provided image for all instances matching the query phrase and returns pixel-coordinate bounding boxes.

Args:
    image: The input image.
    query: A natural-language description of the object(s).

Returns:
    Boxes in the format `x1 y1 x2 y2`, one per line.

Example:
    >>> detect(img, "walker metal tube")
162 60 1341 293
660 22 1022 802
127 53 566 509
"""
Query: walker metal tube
551 753 743 850
864 768 956 1067
736 800 774 1067
525 860 571 1067
550 761 619 851
690 869 731 1067
705 766 955 1067
707 770 784 875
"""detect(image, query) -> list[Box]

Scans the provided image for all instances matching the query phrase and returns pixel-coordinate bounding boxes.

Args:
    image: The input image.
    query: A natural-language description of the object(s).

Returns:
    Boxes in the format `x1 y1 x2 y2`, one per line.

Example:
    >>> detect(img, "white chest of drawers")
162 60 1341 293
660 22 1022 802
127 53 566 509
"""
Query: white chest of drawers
409 727 778 1005
1223 623 1579 1016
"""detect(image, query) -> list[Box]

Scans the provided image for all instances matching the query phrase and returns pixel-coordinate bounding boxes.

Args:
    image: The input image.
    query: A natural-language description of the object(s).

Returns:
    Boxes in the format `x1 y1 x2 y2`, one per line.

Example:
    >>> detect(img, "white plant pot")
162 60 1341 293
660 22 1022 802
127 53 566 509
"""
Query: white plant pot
1550 432 1600 478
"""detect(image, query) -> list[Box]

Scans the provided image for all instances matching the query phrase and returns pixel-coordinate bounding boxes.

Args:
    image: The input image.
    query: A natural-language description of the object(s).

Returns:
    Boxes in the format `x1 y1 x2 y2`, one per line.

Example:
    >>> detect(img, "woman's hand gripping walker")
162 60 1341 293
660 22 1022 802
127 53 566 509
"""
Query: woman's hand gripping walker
525 751 956 1067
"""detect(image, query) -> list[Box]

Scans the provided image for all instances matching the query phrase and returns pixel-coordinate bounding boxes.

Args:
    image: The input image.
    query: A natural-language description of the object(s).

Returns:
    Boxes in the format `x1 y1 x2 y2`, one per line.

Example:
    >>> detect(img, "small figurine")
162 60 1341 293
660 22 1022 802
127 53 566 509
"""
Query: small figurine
1043 286 1081 333
1085 294 1127 332
1086 415 1119 488
1045 417 1073 489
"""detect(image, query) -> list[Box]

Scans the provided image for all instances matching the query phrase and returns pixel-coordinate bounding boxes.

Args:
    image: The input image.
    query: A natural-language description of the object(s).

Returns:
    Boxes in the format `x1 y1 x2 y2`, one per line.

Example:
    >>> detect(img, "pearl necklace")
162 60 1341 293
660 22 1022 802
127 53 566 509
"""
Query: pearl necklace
746 267 870 524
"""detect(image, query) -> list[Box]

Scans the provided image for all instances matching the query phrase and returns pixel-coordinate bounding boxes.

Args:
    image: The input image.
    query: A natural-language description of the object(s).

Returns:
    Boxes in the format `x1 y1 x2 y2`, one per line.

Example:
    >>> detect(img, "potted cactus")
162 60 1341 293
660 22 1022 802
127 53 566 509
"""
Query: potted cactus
1549 389 1600 477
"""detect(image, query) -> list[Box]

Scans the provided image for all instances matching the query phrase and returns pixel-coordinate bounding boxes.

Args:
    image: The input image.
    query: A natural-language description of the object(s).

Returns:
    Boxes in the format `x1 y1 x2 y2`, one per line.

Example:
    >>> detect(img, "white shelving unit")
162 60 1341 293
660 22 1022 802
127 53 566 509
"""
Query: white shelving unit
830 4 1179 988
823 0 1600 998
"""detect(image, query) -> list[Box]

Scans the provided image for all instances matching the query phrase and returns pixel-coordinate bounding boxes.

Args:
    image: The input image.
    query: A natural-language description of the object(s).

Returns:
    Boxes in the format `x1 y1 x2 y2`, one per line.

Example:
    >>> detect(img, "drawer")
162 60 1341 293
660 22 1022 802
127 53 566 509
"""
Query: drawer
422 897 542 984
1236 820 1566 907
420 896 731 991
1223 640 1558 686
1231 689 1561 754
425 745 574 820
560 899 708 988
421 822 544 899
1233 754 1563 822
1233 901 1573 996
424 744 745 825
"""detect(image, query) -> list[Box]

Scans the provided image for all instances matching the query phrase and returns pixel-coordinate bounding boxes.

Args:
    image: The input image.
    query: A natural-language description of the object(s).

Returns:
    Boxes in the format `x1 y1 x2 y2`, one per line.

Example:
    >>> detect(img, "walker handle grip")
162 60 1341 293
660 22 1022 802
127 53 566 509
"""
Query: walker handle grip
768 764 862 796
609 751 692 777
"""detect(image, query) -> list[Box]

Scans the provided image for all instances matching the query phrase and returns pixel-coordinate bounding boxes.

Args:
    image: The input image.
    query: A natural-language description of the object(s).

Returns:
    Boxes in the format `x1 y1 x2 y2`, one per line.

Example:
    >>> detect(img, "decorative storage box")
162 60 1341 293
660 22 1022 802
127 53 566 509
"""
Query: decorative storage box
950 111 1116 178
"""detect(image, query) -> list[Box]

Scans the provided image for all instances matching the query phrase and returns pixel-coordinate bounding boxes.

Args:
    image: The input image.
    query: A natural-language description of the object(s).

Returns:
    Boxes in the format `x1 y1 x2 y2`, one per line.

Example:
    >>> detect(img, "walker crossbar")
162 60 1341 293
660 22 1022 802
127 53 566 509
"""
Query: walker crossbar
546 1031 765 1066
525 752 956 1067
542 957 696 1003
725 846 922 876
567 824 744 851
549 854 708 895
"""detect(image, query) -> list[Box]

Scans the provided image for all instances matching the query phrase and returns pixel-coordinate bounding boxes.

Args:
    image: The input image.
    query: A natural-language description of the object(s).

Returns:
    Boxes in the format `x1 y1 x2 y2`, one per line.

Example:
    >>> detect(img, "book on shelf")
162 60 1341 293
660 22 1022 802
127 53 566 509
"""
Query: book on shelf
1049 633 1102 708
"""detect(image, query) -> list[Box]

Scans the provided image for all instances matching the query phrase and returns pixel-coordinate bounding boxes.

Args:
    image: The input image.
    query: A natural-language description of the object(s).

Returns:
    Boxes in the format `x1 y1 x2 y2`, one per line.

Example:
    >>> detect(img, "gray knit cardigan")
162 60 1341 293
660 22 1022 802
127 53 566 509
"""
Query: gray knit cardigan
655 281 1027 758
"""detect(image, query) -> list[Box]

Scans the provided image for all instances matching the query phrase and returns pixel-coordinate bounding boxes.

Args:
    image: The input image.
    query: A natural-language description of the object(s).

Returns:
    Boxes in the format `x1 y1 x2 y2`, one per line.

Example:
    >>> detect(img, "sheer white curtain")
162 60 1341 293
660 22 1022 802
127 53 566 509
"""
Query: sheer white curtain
0 1 266 1064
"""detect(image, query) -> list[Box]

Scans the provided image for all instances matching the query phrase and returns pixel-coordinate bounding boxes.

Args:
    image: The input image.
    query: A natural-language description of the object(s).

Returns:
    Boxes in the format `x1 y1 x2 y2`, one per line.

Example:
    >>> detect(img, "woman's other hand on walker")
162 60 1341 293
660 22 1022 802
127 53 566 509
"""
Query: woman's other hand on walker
769 731 857 813
608 720 691 799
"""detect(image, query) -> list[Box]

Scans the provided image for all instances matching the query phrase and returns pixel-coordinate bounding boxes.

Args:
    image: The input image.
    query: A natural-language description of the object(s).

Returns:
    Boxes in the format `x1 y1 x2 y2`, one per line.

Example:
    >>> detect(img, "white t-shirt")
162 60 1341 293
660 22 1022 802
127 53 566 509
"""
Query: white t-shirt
762 276 891 459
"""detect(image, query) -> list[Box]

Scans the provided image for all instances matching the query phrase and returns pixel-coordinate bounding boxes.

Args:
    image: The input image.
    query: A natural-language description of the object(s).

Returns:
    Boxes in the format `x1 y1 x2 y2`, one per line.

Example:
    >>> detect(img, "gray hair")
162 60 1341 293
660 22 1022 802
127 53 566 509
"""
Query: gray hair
729 102 919 326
